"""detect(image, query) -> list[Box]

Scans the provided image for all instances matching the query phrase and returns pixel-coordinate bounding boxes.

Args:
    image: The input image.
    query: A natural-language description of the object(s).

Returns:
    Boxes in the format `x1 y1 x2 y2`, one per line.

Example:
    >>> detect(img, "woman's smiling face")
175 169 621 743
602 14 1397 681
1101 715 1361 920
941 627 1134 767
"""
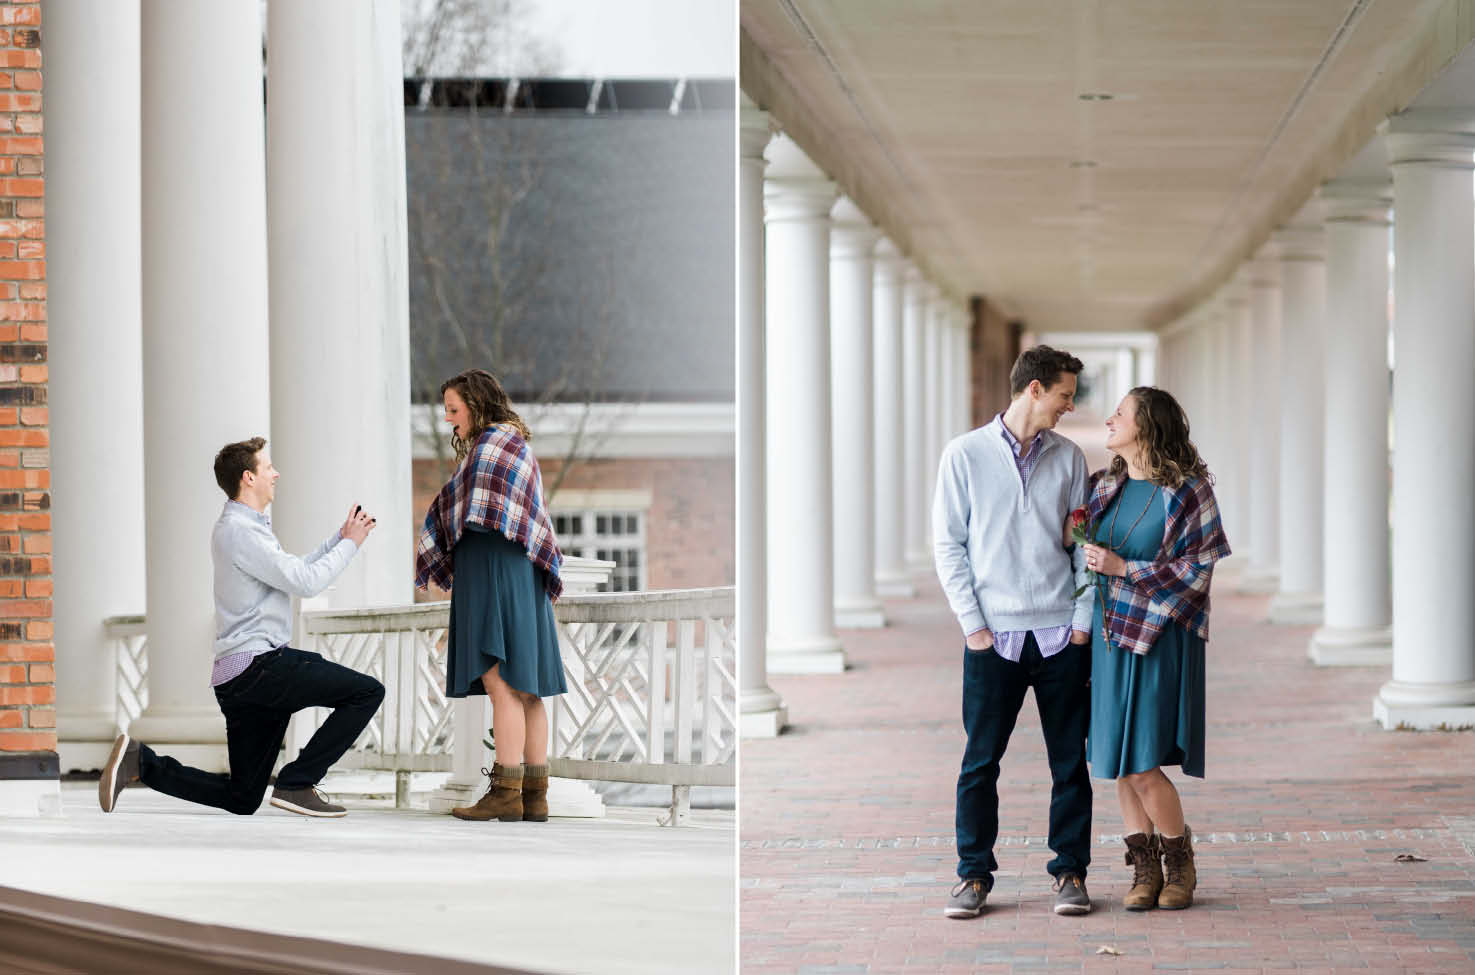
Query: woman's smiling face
443 387 471 440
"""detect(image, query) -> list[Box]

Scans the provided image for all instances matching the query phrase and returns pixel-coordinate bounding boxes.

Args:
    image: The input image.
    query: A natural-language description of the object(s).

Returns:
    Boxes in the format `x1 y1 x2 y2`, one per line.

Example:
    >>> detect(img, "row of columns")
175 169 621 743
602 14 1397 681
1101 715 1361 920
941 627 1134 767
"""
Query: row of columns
739 105 973 736
1157 109 1475 729
48 0 413 770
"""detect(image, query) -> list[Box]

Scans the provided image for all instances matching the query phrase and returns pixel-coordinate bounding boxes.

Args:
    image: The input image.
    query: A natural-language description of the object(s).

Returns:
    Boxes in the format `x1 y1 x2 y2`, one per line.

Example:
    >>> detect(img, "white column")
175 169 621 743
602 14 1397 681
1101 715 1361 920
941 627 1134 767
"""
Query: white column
1375 113 1475 728
924 294 948 536
1268 220 1326 624
1239 250 1282 594
764 136 845 674
1221 277 1253 562
829 197 885 628
266 0 412 610
955 305 974 436
902 271 931 571
1310 182 1392 665
737 103 787 736
44 0 146 774
871 240 914 597
129 0 271 763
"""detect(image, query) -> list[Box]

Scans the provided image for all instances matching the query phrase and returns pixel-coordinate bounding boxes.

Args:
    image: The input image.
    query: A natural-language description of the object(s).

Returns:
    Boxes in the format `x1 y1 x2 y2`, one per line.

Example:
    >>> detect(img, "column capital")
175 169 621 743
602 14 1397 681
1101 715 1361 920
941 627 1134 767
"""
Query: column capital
830 196 879 258
1384 109 1475 169
872 236 904 278
764 134 836 221
740 101 774 163
1271 219 1325 263
1248 243 1283 287
1318 179 1392 226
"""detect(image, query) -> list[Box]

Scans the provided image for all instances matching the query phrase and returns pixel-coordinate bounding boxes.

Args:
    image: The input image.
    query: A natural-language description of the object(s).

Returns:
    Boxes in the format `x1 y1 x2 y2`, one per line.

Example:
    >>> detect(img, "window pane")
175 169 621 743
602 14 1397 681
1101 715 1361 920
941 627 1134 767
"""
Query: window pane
625 515 637 534
571 515 583 535
596 514 608 534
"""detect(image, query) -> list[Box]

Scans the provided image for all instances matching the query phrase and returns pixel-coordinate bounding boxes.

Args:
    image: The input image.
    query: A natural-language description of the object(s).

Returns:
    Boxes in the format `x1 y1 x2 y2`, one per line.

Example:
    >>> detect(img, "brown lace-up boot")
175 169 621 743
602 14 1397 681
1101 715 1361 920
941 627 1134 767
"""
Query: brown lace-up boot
522 763 550 822
1122 832 1163 911
451 763 524 822
1158 825 1198 910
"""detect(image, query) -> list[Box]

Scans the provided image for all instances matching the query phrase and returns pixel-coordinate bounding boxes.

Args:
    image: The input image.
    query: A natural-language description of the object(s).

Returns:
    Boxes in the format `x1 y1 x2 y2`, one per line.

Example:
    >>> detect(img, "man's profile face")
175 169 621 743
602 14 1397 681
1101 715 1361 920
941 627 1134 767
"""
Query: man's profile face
241 451 280 506
1033 373 1078 429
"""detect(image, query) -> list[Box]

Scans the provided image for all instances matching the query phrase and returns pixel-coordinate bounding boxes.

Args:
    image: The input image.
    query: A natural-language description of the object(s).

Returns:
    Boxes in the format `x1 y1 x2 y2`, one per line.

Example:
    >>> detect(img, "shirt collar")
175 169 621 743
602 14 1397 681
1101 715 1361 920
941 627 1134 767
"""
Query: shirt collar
996 413 1043 456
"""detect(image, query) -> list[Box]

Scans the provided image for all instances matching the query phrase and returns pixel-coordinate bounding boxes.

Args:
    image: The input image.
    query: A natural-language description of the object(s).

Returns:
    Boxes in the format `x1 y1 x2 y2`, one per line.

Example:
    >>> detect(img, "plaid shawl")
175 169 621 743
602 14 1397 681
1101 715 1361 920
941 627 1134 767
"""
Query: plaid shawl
415 424 563 600
1086 469 1231 655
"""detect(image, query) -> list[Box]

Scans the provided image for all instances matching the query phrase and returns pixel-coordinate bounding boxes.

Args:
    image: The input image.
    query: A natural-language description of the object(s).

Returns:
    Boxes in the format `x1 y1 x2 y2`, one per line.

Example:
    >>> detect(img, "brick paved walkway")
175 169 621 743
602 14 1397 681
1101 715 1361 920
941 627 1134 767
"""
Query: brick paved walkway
740 568 1475 973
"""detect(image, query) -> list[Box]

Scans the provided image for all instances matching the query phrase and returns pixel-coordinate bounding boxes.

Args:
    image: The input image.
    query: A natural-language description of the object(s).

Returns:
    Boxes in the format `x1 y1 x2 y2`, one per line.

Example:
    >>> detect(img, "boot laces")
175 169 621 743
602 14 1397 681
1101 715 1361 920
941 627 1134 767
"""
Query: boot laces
1129 846 1155 886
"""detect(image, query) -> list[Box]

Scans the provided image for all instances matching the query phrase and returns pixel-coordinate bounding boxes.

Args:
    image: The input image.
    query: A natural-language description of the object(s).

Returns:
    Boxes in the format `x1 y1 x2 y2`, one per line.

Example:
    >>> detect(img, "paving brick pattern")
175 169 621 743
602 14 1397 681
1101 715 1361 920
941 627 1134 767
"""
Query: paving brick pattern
740 573 1475 973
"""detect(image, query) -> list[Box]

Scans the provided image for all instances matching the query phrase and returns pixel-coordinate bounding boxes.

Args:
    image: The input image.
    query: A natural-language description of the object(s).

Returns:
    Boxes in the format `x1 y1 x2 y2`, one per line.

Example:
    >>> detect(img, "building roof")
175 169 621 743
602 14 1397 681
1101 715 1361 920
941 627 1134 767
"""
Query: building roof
405 78 735 404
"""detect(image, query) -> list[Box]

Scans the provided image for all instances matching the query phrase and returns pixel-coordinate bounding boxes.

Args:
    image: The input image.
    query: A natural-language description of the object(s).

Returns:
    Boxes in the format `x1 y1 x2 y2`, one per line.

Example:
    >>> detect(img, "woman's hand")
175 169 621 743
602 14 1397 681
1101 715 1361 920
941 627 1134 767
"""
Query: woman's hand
1082 543 1127 577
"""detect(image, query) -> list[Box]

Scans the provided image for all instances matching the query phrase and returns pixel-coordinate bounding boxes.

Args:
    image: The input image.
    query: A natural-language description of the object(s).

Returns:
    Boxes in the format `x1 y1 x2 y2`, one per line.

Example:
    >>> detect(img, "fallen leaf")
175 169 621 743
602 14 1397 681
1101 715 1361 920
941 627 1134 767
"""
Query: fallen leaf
1394 853 1428 862
1096 945 1124 956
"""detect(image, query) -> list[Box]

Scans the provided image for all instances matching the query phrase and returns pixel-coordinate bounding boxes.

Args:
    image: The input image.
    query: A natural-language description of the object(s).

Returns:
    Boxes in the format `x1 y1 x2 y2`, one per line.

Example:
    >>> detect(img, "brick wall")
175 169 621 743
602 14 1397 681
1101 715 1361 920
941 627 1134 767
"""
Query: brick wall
0 2 48 755
969 295 1021 426
412 455 735 596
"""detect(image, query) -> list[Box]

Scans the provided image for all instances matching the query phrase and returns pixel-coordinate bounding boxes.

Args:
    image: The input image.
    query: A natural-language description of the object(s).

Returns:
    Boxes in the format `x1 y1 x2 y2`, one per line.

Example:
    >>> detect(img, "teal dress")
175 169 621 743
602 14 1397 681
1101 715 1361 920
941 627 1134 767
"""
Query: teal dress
446 524 567 699
1087 477 1206 779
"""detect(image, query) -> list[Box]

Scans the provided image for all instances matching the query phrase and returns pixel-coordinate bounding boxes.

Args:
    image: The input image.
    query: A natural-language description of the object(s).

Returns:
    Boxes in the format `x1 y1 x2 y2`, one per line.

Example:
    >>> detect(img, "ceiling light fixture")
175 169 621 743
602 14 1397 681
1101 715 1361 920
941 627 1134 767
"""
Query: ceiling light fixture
1078 92 1114 101
1069 160 1097 168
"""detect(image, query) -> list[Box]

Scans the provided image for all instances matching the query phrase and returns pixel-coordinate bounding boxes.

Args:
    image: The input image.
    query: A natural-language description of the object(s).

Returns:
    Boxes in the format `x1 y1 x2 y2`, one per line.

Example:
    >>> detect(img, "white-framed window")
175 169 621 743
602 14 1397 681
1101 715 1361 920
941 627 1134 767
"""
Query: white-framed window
551 491 651 593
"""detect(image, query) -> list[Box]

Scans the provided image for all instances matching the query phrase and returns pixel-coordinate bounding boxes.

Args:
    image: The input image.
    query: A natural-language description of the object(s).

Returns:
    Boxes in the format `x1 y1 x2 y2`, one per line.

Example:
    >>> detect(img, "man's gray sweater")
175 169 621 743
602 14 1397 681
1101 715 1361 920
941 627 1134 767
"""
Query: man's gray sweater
931 415 1094 638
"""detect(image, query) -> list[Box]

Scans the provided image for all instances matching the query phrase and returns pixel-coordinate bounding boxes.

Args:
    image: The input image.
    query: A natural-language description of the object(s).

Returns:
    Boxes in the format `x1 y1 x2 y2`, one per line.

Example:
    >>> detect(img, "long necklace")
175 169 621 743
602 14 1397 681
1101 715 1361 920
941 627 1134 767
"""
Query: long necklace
1099 478 1160 649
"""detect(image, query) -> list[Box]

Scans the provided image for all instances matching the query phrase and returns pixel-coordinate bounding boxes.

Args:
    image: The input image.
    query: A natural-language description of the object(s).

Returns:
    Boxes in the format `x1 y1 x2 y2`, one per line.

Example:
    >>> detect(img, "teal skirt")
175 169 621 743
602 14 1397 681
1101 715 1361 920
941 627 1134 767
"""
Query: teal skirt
446 525 566 699
1087 606 1206 779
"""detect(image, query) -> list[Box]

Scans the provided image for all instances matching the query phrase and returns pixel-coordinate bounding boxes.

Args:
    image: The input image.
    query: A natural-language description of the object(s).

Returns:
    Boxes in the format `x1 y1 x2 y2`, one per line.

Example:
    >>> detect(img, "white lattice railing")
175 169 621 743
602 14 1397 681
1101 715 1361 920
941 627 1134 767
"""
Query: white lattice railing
293 588 738 798
100 587 736 822
103 615 149 733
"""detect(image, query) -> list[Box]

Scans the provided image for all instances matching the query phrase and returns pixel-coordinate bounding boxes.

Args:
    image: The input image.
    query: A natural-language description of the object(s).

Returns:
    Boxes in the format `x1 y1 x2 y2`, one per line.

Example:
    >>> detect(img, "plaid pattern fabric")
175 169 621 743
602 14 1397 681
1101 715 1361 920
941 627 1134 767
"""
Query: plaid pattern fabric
1086 469 1231 655
415 424 563 600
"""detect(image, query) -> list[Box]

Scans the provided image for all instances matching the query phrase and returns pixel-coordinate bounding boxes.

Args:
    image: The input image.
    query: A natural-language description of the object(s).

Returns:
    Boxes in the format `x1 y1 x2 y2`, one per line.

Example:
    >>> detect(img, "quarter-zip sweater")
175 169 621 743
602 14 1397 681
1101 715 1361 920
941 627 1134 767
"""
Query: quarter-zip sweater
931 415 1094 638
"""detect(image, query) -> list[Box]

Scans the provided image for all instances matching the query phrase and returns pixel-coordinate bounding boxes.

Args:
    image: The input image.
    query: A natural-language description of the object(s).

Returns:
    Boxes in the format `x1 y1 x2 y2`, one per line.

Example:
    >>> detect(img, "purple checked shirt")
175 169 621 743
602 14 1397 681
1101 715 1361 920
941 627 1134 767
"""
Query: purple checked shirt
988 415 1074 662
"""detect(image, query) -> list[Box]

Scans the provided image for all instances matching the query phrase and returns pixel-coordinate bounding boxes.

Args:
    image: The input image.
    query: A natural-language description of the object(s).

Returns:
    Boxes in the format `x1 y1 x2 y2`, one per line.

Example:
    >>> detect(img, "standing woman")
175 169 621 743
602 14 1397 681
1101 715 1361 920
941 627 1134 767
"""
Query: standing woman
1079 387 1230 910
416 368 567 823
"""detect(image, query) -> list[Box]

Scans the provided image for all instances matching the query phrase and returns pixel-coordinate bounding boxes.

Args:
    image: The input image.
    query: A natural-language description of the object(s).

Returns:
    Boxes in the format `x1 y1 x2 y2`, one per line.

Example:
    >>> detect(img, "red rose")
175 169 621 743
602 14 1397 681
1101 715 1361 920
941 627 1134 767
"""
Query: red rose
1069 507 1088 528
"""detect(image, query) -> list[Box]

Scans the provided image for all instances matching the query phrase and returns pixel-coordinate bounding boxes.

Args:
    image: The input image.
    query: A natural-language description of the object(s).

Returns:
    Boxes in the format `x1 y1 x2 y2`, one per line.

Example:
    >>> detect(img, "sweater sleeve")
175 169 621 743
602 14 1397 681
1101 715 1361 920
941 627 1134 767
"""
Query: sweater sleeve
932 442 987 636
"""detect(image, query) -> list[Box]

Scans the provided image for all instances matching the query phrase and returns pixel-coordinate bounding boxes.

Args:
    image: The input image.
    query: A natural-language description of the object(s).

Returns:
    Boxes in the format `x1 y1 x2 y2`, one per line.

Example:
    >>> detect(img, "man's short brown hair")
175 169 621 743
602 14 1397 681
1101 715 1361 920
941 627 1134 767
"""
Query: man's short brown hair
1009 345 1084 395
214 437 266 500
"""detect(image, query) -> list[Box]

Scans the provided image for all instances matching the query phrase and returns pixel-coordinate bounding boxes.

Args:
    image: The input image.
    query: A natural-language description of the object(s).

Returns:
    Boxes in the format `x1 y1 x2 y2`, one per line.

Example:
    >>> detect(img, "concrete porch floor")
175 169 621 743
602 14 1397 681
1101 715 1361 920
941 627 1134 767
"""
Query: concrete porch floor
0 781 734 974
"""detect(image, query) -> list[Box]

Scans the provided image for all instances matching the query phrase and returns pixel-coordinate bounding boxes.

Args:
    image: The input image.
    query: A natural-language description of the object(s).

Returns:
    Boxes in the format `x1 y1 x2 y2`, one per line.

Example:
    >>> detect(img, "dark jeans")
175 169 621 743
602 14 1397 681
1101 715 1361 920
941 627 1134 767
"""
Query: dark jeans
137 647 385 815
956 632 1092 885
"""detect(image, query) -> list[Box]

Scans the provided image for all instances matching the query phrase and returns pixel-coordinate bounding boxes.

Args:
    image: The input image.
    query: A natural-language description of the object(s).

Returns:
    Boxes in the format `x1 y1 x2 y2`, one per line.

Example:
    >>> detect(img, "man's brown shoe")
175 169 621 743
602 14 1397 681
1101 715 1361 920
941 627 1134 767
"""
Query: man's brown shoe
1122 832 1163 911
99 733 139 813
522 763 549 822
1158 825 1198 910
451 763 523 822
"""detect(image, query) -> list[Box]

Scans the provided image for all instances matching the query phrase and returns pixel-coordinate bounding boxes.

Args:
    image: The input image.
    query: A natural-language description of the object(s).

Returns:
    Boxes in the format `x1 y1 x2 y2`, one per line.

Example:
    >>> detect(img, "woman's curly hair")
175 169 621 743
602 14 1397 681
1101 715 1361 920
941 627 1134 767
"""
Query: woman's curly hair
440 368 532 462
1109 386 1212 489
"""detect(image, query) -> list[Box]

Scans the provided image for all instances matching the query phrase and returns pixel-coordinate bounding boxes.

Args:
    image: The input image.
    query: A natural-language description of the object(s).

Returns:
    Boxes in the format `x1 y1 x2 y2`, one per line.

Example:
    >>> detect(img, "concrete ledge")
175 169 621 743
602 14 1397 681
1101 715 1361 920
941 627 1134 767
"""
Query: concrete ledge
0 884 527 975
1308 625 1392 667
835 605 886 629
1373 699 1475 731
766 649 847 675
0 753 61 819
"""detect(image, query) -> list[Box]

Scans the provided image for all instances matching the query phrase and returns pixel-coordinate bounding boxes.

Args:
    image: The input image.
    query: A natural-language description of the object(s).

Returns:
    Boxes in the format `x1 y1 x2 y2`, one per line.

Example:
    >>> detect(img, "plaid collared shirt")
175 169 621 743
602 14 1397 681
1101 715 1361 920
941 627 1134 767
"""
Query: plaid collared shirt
415 424 563 599
994 414 1073 659
1087 469 1231 655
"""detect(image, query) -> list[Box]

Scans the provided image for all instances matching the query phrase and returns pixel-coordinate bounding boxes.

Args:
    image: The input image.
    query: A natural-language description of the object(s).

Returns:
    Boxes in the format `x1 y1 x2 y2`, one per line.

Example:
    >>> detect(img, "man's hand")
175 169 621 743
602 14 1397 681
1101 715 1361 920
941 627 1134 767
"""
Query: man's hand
1069 629 1090 645
341 504 376 546
965 627 994 651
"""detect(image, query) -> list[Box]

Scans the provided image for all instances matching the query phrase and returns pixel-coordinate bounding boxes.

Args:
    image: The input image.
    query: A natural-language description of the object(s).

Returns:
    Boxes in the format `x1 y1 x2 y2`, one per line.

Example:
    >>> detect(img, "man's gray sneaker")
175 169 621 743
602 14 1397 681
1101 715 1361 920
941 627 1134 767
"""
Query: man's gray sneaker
98 733 139 813
270 786 347 818
945 877 988 918
1053 872 1091 915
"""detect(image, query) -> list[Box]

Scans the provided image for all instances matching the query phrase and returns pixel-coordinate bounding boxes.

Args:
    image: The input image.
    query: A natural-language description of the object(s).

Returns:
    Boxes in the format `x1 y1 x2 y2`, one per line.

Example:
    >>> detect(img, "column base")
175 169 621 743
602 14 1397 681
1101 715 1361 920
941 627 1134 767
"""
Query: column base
1373 679 1475 730
0 753 62 818
1237 567 1280 594
126 708 228 747
875 578 916 598
57 739 119 775
1266 591 1323 625
740 704 789 738
1308 625 1392 667
835 599 886 629
428 774 605 818
766 633 847 674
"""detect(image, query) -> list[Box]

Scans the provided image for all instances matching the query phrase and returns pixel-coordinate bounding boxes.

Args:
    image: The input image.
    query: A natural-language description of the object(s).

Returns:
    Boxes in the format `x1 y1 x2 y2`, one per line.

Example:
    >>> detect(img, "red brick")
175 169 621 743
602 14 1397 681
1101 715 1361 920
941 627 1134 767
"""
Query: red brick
0 598 49 617
0 466 44 488
19 324 42 341
18 407 44 426
0 95 40 114
0 430 47 447
0 664 23 682
17 282 42 299
0 709 19 729
16 363 43 382
26 555 48 573
0 643 49 662
16 240 42 259
0 407 14 425
0 580 19 598
0 259 46 278
0 684 52 706
14 197 41 216
0 7 41 27
0 731 57 752
0 301 47 321
20 524 49 545
0 51 40 69
26 707 53 728
27 662 51 682
23 620 48 640
0 450 16 467
22 578 48 598
12 70 38 91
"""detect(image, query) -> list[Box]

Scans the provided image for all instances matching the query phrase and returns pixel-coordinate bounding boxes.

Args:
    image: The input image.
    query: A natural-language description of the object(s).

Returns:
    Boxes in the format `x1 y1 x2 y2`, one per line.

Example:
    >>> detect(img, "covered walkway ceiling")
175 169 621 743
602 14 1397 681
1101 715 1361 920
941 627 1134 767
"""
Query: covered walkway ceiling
741 0 1470 332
